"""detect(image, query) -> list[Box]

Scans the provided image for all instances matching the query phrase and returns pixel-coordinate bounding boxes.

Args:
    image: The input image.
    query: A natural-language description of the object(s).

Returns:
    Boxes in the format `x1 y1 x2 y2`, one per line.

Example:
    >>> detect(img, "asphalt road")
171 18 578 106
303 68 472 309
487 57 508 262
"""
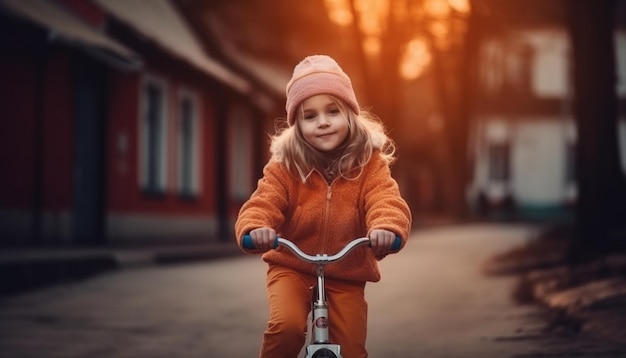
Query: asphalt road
1 224 625 357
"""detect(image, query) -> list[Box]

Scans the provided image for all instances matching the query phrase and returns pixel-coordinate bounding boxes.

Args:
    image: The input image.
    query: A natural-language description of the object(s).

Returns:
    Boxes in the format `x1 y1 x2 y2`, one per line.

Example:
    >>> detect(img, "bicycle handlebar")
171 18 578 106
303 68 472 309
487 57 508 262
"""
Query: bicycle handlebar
241 235 402 264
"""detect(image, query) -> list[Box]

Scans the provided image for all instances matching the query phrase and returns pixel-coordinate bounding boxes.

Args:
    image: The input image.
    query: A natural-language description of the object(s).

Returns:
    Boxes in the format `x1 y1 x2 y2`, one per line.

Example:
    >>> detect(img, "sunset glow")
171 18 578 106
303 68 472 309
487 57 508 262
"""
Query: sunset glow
323 0 470 79
448 0 470 13
354 0 389 35
363 36 382 56
323 0 354 26
423 0 451 18
400 37 432 80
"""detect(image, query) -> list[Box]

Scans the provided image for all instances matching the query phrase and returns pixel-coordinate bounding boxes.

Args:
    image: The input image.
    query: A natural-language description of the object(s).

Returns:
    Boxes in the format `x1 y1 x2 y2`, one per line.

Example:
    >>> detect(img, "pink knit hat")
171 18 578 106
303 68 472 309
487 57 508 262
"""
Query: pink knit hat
285 55 360 126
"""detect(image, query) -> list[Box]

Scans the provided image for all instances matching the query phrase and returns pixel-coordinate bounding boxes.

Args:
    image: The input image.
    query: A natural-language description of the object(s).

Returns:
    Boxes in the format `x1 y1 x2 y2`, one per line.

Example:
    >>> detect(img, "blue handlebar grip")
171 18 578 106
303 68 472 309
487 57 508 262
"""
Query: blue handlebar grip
391 236 403 251
241 234 279 250
241 234 256 249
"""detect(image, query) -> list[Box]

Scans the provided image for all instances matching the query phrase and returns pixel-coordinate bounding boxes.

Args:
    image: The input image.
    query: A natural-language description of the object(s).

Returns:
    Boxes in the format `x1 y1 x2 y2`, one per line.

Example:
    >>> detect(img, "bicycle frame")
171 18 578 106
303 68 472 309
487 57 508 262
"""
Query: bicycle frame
242 235 401 358
276 237 371 357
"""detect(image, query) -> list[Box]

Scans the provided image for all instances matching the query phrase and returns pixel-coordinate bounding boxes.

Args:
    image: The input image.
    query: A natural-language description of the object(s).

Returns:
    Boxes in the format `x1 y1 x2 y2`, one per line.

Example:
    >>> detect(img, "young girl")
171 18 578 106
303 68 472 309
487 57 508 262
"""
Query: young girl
235 55 412 358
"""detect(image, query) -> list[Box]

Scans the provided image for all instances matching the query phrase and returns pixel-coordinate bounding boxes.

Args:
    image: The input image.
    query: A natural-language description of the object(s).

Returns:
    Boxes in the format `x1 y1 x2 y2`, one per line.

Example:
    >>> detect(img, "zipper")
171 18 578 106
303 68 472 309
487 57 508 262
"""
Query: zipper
311 169 336 254
320 184 332 254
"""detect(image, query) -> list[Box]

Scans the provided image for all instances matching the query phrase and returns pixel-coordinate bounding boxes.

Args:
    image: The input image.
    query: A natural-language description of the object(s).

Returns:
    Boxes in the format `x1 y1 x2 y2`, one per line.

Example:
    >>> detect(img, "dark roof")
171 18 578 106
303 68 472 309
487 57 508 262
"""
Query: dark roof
0 0 141 69
94 0 251 93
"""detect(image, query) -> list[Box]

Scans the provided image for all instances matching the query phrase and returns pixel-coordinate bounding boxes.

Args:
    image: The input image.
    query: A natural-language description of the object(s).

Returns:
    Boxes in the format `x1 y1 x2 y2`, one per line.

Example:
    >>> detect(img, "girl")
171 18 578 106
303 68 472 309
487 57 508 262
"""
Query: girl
235 55 412 358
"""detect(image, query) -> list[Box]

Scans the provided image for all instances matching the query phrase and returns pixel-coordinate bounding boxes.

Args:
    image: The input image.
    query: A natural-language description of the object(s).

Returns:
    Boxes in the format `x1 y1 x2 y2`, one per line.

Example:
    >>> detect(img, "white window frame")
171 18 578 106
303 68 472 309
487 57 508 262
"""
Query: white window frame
177 87 202 197
139 74 169 194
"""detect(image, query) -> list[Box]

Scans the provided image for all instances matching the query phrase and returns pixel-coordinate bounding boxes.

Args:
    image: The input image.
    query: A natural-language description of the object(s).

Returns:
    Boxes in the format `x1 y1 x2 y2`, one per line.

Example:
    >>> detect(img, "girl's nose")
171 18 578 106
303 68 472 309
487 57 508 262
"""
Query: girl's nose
318 115 330 127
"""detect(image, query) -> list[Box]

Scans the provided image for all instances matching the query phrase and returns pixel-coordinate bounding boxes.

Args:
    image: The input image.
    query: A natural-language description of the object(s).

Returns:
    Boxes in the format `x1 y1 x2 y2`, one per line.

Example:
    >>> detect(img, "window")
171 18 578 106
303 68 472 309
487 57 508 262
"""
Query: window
480 40 534 96
140 76 168 194
177 89 201 198
503 43 533 95
488 142 510 182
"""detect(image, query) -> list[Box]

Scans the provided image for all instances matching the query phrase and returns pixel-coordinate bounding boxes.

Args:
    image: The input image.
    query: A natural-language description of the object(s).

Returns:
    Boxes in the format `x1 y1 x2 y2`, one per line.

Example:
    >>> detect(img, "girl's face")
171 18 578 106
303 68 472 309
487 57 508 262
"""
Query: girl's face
298 95 349 153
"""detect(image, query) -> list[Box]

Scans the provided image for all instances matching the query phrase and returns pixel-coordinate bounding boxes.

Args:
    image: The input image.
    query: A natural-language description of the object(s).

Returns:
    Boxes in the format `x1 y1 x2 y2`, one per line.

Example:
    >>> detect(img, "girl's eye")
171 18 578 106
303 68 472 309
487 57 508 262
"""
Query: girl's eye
328 108 341 115
303 113 316 120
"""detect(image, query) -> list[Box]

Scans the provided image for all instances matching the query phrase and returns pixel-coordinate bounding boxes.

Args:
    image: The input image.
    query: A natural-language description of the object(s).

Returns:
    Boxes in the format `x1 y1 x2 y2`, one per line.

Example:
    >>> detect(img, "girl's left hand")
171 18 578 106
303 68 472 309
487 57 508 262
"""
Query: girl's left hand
369 229 397 257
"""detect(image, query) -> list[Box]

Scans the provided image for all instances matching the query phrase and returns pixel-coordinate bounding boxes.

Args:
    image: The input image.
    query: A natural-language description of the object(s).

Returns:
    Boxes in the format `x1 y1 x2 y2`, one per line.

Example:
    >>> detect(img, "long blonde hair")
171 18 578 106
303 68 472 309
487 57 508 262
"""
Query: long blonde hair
270 96 396 182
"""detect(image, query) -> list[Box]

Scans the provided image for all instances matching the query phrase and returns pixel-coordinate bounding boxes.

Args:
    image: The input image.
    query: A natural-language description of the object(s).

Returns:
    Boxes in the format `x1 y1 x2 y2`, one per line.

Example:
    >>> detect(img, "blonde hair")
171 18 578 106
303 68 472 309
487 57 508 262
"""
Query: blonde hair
270 97 396 182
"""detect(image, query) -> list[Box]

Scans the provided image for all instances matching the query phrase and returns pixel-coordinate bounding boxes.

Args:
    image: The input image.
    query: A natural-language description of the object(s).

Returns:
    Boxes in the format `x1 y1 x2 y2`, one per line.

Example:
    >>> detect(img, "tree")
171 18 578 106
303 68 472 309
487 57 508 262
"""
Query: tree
325 0 476 219
567 0 626 261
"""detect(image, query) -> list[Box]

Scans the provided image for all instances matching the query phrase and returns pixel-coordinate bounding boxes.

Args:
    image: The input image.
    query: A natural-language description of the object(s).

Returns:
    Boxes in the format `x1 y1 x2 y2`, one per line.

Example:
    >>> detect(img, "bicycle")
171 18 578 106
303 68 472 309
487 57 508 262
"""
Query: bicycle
242 234 401 358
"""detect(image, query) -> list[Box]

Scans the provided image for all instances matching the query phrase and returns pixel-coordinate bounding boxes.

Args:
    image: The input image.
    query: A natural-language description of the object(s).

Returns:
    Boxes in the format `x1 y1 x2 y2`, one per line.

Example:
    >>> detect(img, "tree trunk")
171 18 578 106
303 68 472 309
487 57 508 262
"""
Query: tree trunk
426 7 479 219
567 0 626 261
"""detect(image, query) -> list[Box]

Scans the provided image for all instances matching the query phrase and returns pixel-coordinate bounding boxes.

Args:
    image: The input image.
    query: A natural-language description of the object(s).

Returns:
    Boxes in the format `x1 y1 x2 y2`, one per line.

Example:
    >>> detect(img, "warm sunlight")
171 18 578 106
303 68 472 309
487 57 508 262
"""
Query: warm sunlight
354 0 389 34
448 0 471 14
363 36 382 56
429 19 449 38
399 37 432 80
323 0 470 77
423 0 450 18
323 0 354 26
354 0 389 56
324 0 388 56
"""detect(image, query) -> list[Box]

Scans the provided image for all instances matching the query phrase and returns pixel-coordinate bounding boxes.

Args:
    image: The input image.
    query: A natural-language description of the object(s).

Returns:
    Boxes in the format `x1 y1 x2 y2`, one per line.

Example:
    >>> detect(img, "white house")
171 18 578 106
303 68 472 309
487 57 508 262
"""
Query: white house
468 27 626 218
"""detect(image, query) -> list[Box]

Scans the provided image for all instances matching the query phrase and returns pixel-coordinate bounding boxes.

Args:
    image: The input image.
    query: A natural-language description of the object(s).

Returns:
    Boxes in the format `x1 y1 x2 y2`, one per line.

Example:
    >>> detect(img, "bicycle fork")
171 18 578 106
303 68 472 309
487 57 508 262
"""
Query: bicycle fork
306 264 342 358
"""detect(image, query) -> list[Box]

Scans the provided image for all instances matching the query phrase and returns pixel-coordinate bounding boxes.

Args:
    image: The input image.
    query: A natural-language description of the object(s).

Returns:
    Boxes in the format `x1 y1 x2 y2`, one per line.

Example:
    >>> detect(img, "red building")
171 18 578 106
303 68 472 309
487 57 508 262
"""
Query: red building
0 0 286 247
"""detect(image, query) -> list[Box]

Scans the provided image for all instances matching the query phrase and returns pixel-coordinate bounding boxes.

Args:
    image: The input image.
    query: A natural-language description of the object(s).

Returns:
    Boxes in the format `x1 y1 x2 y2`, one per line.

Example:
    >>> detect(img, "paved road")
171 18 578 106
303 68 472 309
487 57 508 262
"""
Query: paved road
368 223 544 357
1 224 624 357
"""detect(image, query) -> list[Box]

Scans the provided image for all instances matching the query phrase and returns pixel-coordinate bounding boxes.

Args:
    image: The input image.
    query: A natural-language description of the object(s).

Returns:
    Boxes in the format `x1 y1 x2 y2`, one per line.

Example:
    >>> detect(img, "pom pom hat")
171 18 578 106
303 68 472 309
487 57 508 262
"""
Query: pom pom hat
285 55 360 126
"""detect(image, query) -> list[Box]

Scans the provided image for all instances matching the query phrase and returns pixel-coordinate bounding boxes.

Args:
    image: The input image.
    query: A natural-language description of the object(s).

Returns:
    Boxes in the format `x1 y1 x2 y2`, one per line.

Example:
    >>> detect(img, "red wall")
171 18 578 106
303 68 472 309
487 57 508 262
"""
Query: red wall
0 53 36 209
106 70 140 213
0 50 73 212
106 67 218 217
2 48 228 234
42 52 73 211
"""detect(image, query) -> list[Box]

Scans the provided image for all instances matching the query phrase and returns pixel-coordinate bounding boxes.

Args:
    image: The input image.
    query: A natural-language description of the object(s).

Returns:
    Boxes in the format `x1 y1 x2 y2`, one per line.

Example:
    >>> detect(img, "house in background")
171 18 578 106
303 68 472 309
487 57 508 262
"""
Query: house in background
0 0 287 248
468 26 626 219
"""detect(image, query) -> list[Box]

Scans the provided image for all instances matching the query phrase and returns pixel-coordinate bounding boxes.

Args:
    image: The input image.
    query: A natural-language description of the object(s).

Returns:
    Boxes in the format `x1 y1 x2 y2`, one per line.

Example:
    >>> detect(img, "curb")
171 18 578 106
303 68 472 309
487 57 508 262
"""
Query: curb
0 243 243 295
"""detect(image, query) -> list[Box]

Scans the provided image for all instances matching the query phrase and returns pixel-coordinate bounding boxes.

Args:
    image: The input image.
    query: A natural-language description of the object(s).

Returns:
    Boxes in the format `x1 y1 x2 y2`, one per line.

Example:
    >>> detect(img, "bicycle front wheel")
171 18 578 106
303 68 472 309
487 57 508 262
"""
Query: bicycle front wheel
311 348 338 358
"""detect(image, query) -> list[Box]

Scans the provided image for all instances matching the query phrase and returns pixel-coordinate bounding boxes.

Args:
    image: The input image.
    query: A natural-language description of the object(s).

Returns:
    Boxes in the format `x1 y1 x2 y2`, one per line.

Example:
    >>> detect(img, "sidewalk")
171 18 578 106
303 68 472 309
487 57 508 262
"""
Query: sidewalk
482 226 626 345
0 240 242 295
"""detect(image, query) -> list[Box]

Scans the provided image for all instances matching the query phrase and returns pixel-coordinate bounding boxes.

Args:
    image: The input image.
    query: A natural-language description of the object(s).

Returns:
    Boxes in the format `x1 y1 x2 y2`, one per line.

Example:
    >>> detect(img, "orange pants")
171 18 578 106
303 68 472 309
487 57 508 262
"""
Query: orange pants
259 265 368 358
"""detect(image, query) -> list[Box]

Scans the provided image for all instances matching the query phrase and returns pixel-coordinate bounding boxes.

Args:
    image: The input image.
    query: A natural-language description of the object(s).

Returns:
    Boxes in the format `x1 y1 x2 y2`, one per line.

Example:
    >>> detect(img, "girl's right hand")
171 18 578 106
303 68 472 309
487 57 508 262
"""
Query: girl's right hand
249 227 277 251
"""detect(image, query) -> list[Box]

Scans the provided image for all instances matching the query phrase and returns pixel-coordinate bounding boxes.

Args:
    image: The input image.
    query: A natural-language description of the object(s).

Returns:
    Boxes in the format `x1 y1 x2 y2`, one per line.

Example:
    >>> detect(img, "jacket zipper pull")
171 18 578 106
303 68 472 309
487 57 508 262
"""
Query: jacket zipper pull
327 187 332 200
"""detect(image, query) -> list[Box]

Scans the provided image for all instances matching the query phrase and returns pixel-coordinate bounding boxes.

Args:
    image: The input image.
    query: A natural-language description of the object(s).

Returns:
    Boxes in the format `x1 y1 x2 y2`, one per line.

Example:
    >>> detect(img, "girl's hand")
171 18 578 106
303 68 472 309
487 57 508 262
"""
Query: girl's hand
369 229 397 257
249 227 276 251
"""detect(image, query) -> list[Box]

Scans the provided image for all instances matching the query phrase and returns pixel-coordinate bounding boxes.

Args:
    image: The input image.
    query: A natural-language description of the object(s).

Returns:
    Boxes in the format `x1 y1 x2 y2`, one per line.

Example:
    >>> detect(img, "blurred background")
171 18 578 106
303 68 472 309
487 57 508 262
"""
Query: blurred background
0 0 625 261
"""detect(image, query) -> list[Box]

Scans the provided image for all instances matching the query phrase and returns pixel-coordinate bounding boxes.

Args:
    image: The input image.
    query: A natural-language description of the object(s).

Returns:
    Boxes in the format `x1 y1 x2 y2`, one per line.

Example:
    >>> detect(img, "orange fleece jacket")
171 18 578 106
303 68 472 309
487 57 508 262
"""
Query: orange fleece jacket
235 152 412 283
